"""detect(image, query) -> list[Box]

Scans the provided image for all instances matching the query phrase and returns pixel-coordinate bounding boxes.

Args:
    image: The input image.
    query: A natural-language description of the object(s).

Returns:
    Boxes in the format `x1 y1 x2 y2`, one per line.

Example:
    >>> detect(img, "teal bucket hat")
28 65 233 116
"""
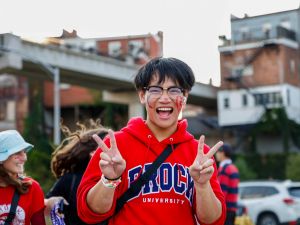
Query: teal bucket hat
0 130 34 162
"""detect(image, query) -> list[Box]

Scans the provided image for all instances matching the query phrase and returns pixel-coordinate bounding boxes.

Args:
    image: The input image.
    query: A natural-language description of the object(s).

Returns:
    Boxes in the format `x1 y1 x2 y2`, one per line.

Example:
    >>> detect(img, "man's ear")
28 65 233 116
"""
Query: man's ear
138 90 146 104
183 93 189 105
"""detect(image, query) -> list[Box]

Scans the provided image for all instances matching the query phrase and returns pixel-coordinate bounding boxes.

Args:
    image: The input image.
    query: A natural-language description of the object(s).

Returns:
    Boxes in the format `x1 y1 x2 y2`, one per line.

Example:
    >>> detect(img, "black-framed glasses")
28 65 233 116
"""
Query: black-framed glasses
144 86 184 98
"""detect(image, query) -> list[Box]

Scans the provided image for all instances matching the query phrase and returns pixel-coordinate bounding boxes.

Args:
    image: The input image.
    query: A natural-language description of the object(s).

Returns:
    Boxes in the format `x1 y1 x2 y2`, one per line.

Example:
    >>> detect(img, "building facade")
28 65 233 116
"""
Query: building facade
0 75 28 131
218 8 300 153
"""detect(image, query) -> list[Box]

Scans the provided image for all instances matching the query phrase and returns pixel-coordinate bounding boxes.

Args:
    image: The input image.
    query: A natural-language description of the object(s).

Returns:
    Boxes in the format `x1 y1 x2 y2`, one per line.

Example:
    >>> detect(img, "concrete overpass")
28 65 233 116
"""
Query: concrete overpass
0 33 217 142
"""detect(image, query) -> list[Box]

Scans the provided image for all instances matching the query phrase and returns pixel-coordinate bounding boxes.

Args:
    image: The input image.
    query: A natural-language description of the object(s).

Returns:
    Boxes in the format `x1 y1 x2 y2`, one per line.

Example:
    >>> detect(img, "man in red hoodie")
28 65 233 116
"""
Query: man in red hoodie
77 57 226 225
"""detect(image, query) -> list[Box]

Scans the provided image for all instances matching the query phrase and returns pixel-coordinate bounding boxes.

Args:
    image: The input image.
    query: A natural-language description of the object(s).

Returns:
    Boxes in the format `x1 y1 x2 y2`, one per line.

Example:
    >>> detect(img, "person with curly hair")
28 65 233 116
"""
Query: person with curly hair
0 130 46 225
46 120 108 225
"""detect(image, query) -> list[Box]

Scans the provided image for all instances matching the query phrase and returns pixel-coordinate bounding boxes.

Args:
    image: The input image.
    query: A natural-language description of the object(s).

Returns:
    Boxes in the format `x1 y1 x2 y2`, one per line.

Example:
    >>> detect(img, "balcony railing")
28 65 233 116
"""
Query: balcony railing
220 26 297 46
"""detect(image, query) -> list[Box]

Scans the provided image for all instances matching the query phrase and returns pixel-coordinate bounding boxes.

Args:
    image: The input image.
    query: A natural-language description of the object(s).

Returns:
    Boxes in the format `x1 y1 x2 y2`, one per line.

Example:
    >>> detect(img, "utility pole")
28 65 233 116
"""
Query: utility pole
42 65 61 145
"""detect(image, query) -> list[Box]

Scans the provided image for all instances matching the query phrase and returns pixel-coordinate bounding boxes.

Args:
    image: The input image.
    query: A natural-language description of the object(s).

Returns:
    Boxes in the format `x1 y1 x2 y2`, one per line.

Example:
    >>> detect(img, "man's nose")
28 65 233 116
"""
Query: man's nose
159 90 172 101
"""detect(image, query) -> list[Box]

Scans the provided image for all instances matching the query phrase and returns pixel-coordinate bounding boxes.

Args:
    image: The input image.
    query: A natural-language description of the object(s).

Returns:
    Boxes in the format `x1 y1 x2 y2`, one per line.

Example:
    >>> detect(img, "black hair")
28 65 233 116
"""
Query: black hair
134 57 195 92
220 143 232 158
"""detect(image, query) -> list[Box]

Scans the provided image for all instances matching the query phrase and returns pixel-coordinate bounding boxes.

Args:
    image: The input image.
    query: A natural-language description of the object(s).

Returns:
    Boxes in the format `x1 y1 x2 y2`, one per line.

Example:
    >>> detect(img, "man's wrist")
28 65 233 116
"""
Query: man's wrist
101 174 121 188
194 181 210 190
104 175 122 181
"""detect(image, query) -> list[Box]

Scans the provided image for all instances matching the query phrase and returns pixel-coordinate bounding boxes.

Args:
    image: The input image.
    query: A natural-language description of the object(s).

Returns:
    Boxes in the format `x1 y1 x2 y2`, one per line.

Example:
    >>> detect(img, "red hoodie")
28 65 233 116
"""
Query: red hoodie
77 117 226 225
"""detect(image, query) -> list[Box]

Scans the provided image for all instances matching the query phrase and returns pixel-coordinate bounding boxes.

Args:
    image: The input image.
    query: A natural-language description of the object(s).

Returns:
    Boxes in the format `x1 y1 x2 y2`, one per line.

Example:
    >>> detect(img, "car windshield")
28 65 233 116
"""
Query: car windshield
288 187 300 198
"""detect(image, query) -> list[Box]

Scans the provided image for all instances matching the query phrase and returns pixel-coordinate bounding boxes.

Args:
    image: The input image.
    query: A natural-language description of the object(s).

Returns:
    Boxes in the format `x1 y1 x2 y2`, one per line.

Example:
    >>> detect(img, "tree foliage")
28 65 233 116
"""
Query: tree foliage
249 107 300 153
235 157 257 181
23 91 54 192
286 154 300 181
235 153 288 180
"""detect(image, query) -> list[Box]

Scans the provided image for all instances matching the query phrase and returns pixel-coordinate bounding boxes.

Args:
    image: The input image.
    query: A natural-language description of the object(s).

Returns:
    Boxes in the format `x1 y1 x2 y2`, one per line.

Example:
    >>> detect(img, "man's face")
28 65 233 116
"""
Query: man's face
215 151 225 162
138 75 188 133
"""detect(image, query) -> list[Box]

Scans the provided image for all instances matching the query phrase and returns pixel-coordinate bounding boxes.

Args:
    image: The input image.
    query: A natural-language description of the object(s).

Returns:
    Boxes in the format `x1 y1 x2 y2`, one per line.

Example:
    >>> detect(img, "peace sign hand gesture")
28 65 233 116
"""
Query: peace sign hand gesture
189 135 223 186
92 129 126 180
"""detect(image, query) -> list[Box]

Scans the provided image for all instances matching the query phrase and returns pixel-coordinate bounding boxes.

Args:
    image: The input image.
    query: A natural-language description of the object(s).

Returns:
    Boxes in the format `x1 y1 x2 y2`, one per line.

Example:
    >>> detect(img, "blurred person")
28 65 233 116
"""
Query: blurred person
215 143 240 225
0 130 46 225
46 121 108 225
77 57 226 225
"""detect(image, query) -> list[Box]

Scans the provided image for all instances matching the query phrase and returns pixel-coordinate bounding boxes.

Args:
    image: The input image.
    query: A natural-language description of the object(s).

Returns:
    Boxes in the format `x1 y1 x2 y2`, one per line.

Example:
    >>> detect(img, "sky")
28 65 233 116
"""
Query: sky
1 0 299 86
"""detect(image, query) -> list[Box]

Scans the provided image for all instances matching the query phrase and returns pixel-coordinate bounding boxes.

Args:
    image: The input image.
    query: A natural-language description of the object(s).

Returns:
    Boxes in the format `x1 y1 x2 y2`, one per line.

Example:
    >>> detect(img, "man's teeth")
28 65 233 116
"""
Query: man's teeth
157 107 172 111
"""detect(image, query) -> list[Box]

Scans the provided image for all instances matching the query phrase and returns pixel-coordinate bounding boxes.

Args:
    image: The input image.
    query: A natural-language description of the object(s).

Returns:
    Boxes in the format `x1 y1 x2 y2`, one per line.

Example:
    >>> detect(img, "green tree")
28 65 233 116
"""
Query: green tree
23 91 54 192
286 154 300 181
235 157 257 181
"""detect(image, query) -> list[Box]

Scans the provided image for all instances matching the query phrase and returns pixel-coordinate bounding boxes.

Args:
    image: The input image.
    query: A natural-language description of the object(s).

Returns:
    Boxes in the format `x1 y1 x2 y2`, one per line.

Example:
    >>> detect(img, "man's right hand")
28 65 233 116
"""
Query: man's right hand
92 129 126 180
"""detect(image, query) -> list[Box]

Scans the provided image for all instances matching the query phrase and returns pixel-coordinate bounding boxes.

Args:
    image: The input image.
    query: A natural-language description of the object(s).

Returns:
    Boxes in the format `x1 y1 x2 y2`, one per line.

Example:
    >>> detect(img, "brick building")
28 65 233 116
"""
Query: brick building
218 8 300 153
43 30 163 110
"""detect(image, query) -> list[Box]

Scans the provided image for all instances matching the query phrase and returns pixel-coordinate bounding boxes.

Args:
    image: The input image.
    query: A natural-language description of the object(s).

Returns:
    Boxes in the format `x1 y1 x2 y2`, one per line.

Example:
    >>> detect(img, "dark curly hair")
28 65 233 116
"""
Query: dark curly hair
51 120 108 179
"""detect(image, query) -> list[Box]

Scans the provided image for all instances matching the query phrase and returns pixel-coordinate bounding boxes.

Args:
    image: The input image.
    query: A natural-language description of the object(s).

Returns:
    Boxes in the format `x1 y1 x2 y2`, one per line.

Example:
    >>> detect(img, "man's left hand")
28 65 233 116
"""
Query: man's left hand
189 135 223 186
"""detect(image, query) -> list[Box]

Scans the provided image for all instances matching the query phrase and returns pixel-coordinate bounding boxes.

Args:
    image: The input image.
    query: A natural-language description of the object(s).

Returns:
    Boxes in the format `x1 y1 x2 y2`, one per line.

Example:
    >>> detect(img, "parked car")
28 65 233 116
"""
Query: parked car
238 180 300 225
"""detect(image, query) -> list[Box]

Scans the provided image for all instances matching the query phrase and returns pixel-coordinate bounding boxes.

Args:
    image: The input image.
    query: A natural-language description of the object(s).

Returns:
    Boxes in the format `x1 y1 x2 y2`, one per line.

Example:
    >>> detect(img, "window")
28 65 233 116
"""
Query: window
224 97 229 109
128 40 144 58
263 23 272 39
287 89 290 106
288 187 300 197
290 60 295 74
254 94 263 105
60 83 70 90
243 65 253 76
240 26 250 40
0 102 6 120
239 186 279 199
242 94 248 106
0 35 4 46
108 41 122 57
274 92 283 104
231 65 253 77
231 67 243 77
0 101 15 121
280 19 291 30
6 101 15 121
264 186 279 196
253 92 283 106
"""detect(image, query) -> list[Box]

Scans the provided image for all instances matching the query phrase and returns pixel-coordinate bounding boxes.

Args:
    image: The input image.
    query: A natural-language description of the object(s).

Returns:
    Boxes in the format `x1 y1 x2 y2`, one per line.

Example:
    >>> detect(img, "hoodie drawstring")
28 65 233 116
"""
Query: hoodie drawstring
131 135 181 184
169 137 181 177
131 134 152 184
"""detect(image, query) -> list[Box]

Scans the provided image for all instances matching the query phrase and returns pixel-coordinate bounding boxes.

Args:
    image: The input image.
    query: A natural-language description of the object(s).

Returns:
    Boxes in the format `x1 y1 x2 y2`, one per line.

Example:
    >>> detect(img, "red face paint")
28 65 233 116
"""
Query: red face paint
146 92 185 111
146 94 156 108
175 96 185 111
